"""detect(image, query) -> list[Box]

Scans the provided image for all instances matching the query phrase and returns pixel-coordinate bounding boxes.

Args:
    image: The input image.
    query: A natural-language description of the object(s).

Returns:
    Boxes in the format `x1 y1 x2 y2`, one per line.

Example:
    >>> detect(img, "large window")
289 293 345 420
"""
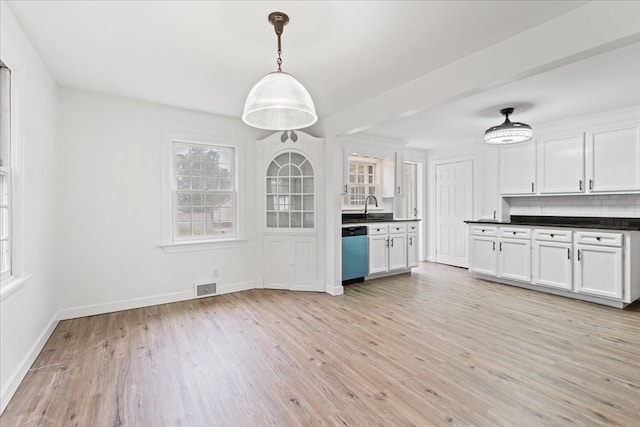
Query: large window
345 160 376 206
0 63 11 280
173 141 235 240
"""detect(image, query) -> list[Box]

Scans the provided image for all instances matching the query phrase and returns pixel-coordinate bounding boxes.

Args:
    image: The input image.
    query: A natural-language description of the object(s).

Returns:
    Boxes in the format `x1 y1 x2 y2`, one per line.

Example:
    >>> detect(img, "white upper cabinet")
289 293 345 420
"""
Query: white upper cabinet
537 132 585 194
499 140 536 195
586 123 640 193
394 151 405 196
479 149 499 220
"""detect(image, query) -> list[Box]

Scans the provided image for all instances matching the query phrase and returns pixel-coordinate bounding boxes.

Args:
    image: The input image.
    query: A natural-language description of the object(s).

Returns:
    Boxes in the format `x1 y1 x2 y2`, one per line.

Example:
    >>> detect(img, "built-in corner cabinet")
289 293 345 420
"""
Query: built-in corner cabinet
469 224 640 308
260 132 324 292
500 117 640 196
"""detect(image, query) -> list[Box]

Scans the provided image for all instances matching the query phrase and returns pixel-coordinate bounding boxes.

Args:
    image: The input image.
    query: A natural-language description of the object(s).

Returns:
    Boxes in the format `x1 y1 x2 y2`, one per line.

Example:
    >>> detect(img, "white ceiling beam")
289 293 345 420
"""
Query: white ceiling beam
319 1 640 138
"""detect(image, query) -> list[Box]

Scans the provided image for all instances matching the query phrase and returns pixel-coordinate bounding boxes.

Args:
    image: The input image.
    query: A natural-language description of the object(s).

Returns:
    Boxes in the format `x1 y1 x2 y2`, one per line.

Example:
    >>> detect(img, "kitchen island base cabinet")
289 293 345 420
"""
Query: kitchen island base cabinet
469 235 497 276
532 241 573 290
575 245 623 299
498 238 531 282
468 224 639 308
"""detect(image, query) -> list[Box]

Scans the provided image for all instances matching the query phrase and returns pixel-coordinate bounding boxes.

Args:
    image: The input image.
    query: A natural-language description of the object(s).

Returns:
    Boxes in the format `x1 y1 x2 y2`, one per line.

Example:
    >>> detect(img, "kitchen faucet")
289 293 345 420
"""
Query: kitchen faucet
364 195 378 215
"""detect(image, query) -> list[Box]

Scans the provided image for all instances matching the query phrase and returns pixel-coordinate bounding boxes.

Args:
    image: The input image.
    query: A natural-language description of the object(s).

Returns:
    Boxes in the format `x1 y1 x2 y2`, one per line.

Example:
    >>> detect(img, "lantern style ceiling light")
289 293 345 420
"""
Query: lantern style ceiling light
242 12 318 133
484 107 532 145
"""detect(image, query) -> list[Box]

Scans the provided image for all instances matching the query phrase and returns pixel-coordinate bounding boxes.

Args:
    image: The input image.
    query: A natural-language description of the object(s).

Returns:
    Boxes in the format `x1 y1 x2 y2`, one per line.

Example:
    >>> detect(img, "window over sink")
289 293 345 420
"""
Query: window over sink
344 159 377 206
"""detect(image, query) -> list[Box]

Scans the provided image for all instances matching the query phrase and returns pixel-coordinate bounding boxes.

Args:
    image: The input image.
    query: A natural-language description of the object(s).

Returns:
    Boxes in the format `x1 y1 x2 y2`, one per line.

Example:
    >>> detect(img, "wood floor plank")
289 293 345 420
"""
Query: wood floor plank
2 261 640 426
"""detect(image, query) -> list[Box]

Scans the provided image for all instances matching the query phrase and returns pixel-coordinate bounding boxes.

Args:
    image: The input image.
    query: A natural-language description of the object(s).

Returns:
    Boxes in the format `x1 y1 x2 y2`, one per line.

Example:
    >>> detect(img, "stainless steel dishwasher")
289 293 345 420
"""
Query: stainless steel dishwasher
342 226 368 284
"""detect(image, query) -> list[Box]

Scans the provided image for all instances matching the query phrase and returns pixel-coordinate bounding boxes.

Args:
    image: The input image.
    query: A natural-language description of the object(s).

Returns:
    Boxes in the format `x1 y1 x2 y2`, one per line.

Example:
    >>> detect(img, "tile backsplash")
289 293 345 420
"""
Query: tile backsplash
507 194 640 218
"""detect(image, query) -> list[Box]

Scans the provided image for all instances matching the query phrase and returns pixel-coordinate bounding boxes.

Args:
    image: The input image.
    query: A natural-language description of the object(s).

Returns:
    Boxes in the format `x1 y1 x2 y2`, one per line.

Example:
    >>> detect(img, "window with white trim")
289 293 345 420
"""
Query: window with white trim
173 141 236 240
345 160 376 206
0 63 11 280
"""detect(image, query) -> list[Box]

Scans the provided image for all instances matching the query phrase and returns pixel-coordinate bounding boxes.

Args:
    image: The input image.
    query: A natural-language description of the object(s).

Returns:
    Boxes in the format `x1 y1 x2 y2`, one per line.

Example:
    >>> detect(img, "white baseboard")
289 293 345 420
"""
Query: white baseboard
58 290 194 320
215 280 255 296
326 284 344 296
58 281 258 321
1 312 59 415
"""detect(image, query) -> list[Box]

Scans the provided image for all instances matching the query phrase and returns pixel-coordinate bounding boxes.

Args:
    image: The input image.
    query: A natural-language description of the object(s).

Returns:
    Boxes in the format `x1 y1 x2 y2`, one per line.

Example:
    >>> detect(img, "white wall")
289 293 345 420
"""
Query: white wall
57 88 263 318
0 2 60 412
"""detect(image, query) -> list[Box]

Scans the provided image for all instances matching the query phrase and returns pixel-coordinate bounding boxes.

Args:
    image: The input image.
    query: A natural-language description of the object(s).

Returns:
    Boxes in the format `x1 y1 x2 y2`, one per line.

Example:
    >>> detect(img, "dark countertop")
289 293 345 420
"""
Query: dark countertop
342 212 421 224
465 216 640 231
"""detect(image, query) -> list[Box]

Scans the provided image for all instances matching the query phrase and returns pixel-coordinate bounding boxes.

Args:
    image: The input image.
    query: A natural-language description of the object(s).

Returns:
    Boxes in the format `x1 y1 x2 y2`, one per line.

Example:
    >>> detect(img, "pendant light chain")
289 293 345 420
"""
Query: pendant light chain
277 33 282 72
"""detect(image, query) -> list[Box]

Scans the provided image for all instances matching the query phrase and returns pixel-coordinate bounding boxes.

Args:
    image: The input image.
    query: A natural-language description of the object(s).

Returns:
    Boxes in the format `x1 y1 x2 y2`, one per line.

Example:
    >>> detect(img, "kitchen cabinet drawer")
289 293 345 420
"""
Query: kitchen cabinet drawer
389 224 406 234
368 224 388 235
470 225 498 236
533 228 573 243
575 231 623 247
499 227 532 239
407 222 419 233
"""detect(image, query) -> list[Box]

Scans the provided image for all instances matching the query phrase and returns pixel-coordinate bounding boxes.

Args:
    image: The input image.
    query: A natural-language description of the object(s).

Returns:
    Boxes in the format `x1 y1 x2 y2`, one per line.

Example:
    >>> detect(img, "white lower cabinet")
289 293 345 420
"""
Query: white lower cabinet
532 241 573 290
574 231 624 299
532 228 573 290
407 232 419 268
469 224 639 307
498 238 531 282
366 222 418 276
470 226 531 281
368 233 389 274
388 224 407 271
469 235 498 275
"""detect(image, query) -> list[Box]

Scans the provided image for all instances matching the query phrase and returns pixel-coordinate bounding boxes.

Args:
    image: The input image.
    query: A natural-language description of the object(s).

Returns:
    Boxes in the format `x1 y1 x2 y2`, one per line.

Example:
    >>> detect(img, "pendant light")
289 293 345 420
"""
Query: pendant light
242 12 318 132
484 107 532 145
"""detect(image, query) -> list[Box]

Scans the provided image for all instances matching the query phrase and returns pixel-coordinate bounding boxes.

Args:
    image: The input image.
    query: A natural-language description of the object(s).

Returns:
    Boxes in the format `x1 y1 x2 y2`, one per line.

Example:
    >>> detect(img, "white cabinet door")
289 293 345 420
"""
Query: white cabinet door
575 244 623 299
291 237 318 291
264 236 319 291
499 140 536 195
263 237 291 290
388 233 407 271
480 149 499 220
537 133 585 194
368 234 388 274
498 238 531 282
394 151 405 196
407 232 419 268
532 241 573 290
469 235 497 276
586 124 640 192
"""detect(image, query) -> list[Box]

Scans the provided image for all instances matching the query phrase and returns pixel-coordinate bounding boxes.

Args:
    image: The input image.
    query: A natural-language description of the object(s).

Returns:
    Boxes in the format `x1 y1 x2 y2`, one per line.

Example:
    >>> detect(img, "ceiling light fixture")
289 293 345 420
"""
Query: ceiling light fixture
484 107 532 145
242 12 318 134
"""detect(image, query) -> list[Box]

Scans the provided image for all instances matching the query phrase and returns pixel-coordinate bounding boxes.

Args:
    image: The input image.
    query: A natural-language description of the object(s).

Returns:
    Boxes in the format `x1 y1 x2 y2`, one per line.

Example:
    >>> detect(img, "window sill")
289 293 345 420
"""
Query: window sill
1 273 33 302
159 238 248 253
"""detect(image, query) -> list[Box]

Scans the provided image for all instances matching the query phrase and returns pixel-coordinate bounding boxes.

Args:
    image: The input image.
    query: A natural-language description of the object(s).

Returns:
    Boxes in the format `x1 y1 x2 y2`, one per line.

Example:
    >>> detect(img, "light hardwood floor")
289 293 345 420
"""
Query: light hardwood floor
2 262 640 426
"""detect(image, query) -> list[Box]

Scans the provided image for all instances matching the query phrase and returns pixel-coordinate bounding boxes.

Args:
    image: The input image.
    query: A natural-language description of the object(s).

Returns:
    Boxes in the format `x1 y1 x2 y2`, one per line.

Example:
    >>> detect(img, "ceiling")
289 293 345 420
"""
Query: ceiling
5 1 640 150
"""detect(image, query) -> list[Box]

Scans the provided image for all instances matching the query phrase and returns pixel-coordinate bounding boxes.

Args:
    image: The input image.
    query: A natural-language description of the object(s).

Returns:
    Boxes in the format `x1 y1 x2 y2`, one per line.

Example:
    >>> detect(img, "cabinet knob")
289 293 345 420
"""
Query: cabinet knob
550 234 554 238
513 231 516 235
596 237 601 241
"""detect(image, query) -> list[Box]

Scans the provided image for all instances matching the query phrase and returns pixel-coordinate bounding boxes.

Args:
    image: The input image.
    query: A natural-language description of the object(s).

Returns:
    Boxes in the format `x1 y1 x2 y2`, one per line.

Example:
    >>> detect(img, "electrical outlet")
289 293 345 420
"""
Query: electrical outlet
212 269 219 278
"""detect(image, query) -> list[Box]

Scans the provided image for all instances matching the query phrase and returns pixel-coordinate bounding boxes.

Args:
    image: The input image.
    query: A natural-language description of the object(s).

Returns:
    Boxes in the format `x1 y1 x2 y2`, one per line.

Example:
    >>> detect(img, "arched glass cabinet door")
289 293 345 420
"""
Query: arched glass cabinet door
266 151 314 229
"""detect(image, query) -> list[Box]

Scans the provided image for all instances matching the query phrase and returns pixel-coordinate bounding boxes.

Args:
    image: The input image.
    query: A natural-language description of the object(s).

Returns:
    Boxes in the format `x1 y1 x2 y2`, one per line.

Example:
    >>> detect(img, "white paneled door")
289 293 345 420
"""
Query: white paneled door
436 160 472 267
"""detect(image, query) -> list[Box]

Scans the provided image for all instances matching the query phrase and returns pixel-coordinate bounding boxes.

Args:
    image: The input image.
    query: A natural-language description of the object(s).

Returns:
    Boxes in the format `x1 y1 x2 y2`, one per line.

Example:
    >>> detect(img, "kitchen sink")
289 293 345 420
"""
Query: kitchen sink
342 212 394 224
